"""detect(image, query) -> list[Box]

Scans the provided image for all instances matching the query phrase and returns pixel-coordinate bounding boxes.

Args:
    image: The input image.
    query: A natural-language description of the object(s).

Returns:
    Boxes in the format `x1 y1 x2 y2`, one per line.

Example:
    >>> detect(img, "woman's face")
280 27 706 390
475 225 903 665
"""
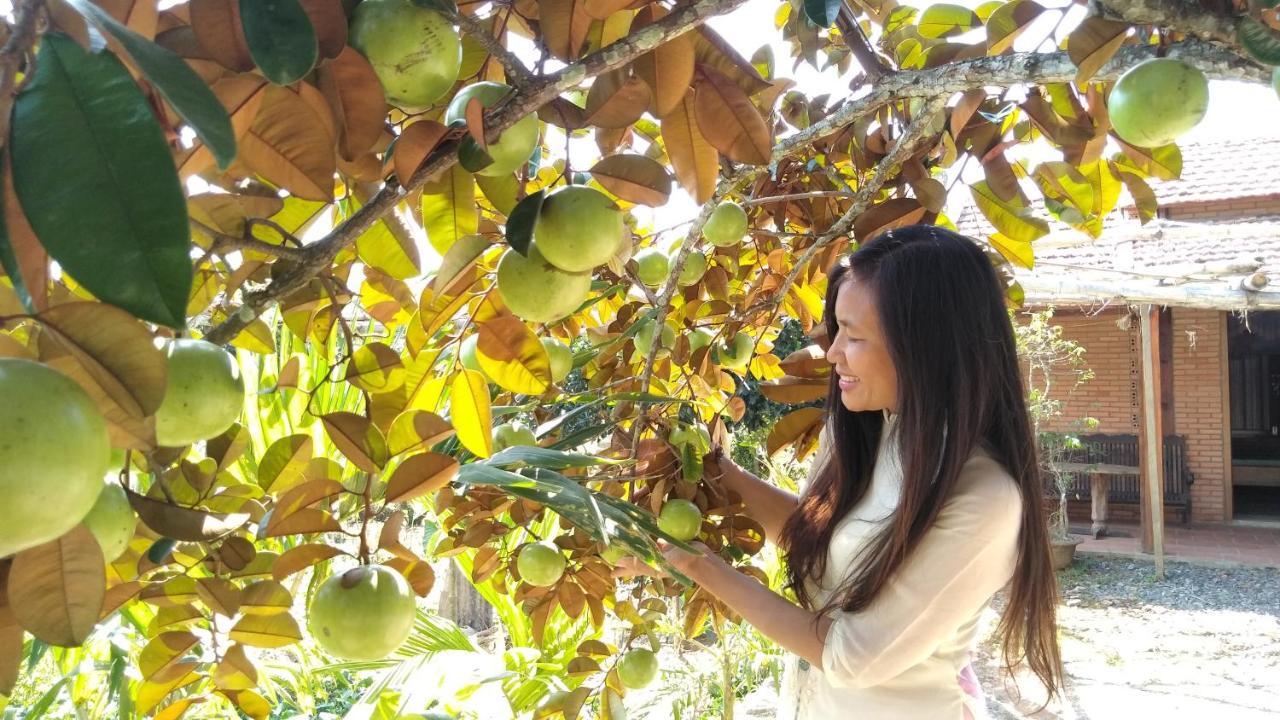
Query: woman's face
826 277 899 414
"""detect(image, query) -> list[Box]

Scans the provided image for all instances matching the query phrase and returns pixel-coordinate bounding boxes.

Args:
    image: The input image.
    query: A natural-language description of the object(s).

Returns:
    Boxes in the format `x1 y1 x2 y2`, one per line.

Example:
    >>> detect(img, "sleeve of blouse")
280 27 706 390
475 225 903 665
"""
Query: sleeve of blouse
819 457 1023 689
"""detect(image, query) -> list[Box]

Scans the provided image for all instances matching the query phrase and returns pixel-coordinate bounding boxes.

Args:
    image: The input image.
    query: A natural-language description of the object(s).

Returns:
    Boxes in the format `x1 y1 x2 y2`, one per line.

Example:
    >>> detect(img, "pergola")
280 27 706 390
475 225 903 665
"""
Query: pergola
1014 219 1280 578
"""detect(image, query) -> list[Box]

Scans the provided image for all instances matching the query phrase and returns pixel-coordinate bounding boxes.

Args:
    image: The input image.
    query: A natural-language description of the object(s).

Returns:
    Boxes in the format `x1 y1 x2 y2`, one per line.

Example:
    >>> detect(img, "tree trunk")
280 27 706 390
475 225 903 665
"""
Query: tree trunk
437 558 495 634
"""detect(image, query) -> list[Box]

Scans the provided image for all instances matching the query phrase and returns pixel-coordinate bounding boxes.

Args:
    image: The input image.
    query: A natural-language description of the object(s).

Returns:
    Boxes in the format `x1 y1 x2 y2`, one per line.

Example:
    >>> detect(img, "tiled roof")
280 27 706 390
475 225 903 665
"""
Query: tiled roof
1149 137 1280 205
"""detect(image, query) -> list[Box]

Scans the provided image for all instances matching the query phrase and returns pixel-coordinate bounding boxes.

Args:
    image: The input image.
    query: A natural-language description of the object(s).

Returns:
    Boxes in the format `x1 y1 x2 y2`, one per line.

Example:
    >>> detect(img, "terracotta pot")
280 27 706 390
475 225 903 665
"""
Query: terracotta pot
1050 535 1083 571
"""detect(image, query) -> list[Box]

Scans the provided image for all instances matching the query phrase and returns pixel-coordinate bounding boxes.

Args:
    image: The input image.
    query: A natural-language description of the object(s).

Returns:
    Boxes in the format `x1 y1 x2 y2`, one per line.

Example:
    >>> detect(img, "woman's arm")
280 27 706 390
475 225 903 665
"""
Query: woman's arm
714 451 800 546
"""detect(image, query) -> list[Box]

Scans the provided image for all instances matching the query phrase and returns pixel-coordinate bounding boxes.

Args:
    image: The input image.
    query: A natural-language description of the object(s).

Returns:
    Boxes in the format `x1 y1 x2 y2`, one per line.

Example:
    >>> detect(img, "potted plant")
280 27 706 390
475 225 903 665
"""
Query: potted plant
1014 309 1096 570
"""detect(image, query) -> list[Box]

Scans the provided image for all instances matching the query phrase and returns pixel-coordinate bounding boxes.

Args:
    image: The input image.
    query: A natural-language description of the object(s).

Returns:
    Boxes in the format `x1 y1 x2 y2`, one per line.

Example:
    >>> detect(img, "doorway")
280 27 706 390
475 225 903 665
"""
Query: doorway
1227 312 1280 521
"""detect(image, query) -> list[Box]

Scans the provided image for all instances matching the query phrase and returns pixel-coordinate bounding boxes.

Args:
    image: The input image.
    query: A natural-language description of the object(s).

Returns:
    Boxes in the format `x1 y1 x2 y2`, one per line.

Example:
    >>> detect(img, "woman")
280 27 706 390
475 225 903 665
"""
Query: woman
614 225 1064 718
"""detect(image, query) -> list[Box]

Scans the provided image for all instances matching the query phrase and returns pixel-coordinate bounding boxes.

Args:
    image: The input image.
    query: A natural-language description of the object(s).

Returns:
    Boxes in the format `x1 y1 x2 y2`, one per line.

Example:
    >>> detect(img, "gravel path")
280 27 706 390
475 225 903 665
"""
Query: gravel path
974 555 1280 719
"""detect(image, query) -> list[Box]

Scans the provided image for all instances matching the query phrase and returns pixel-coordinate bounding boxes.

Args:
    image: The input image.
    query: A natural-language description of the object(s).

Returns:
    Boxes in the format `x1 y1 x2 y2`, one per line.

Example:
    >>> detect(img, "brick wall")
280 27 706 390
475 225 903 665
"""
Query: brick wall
1121 194 1280 222
1021 308 1230 524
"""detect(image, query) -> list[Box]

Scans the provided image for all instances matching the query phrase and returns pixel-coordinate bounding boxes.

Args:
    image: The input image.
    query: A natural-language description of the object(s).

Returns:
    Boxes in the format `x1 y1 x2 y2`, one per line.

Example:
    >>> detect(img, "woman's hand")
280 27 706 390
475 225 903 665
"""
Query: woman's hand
610 539 713 580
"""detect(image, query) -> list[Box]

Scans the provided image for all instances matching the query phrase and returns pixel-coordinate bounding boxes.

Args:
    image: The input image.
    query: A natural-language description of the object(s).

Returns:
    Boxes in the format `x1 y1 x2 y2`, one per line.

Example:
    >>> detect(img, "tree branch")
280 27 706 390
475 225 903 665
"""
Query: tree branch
449 8 534 88
774 38 1268 160
0 0 44 152
746 97 947 324
1093 0 1238 45
835 2 891 81
205 0 753 345
191 220 310 262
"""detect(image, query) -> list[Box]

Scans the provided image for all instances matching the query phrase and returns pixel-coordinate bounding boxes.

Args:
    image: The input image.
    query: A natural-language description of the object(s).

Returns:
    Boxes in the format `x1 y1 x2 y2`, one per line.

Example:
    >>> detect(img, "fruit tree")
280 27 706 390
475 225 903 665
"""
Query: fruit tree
0 0 1276 717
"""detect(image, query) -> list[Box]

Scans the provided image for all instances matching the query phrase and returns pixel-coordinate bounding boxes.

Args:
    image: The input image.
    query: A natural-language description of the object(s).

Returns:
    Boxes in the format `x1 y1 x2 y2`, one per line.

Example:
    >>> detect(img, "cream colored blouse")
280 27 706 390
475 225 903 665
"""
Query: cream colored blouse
778 412 1023 720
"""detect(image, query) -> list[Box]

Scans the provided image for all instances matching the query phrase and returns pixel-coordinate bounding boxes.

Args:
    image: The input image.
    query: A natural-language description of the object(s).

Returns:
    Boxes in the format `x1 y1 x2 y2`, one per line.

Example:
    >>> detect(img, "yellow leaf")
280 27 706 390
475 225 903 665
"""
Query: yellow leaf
385 451 459 504
320 412 389 472
345 342 406 393
989 233 1035 269
229 318 275 354
221 689 271 720
213 644 258 691
136 663 200 716
257 433 313 492
450 369 493 458
661 92 718 205
970 180 1049 243
388 409 455 456
229 612 302 648
422 165 478 255
476 316 552 395
239 580 293 615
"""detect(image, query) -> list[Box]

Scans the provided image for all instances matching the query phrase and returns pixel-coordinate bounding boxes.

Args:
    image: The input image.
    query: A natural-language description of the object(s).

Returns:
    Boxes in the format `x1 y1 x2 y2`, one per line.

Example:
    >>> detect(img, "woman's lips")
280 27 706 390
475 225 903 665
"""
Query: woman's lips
838 375 858 391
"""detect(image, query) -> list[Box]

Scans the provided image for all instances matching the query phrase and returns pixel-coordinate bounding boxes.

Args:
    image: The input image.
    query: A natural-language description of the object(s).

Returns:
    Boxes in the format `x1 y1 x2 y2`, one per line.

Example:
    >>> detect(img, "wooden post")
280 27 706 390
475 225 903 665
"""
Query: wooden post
1138 305 1166 578
1090 473 1110 538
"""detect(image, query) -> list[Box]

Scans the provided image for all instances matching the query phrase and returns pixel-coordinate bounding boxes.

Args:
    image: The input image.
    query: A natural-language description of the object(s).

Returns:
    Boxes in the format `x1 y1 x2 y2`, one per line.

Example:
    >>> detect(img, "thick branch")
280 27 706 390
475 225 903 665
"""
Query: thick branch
0 1 44 150
1094 0 1238 45
206 0 752 344
835 2 890 81
774 39 1267 160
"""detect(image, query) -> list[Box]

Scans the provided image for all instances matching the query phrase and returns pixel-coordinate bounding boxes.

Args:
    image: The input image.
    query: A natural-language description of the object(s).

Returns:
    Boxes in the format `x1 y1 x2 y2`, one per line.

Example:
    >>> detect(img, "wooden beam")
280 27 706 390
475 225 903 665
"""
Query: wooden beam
1138 304 1166 578
1019 275 1280 310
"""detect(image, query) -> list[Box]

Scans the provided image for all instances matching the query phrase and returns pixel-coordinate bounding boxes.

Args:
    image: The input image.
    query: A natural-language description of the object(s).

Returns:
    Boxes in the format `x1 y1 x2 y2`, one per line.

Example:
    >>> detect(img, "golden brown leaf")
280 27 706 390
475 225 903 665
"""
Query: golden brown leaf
7 525 105 646
240 86 337 202
317 47 388 161
693 65 772 166
661 91 718 205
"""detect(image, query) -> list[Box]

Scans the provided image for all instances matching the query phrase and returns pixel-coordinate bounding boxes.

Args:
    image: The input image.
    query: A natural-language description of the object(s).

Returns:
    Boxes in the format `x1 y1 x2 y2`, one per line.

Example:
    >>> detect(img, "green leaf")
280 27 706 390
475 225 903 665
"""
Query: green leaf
1237 16 1280 65
64 0 236 169
485 445 623 470
11 34 191 328
505 190 544 257
917 3 981 39
238 0 318 85
970 180 1050 243
802 0 841 27
458 136 496 173
0 166 35 313
475 173 520 216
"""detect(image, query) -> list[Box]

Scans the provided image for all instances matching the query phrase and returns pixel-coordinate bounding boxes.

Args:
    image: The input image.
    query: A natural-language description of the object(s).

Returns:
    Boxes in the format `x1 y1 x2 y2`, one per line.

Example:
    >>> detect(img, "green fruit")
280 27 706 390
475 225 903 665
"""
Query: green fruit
350 0 462 109
82 483 137 562
669 425 710 454
459 334 484 375
657 499 702 541
702 201 748 247
308 565 417 660
599 543 628 565
617 648 659 689
494 422 537 451
714 332 753 370
533 185 625 272
496 245 592 323
677 253 708 287
445 82 540 176
634 319 675 356
517 542 566 587
1107 58 1208 148
0 359 110 558
541 337 573 382
634 248 669 287
688 328 713 353
155 339 244 447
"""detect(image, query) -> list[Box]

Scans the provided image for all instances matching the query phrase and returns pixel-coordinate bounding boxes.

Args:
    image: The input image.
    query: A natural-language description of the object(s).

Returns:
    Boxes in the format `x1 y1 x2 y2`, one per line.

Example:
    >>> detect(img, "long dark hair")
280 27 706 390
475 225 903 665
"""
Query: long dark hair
778 225 1063 705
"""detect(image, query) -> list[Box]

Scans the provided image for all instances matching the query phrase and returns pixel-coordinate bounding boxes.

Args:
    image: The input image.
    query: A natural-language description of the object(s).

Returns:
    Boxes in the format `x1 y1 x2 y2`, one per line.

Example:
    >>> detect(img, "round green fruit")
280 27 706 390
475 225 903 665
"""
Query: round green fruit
493 422 537 451
350 0 462 109
688 328 713 354
82 483 137 562
1107 58 1208 148
517 542 566 587
677 253 708 287
459 334 484 375
657 499 703 542
634 248 669 287
444 82 540 176
702 201 748 247
308 565 417 660
617 648 659 689
533 185 625 272
714 332 754 371
0 359 110 558
634 319 675 356
496 245 592 324
155 339 244 447
669 425 711 454
541 337 573 383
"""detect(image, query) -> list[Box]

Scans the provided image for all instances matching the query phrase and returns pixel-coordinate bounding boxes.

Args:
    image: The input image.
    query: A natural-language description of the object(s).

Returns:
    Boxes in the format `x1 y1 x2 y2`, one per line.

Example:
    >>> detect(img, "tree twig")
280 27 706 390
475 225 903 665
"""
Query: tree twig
450 8 534 88
835 2 891 81
191 220 310 262
0 0 44 154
